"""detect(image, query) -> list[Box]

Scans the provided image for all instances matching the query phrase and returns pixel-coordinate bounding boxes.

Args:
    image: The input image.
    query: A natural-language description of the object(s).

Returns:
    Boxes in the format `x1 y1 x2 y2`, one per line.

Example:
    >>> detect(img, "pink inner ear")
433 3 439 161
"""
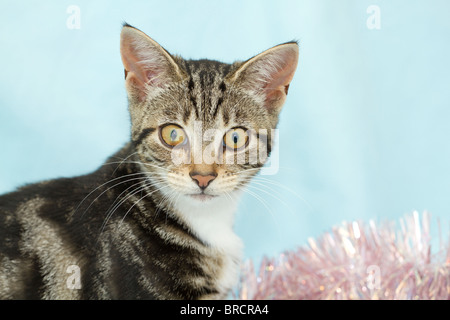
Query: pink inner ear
146 70 157 85
121 29 171 90
262 58 297 105
145 68 165 87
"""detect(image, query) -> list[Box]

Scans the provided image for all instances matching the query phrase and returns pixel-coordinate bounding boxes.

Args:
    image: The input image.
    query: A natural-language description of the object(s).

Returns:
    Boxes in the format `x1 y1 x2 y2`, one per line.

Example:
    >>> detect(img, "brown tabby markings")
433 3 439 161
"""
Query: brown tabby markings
0 23 299 299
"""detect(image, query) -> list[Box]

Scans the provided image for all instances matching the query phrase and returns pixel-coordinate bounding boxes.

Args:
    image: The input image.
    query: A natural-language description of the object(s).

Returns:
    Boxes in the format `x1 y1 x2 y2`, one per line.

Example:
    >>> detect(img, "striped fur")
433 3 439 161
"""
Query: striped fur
0 24 298 299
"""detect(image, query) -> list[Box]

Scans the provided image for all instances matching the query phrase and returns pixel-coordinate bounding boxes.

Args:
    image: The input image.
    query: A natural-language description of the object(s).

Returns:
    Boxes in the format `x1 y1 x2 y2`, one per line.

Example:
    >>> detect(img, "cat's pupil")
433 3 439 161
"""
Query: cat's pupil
170 129 178 141
232 132 239 144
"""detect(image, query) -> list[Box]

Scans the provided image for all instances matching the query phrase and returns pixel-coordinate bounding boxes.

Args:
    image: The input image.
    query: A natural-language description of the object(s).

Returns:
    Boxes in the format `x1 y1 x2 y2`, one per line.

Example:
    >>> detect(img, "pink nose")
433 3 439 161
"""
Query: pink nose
190 173 217 189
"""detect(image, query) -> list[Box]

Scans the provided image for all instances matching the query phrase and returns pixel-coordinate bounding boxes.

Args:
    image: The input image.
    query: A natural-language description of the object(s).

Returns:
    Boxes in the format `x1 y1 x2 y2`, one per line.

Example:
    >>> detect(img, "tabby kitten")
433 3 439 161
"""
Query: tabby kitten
0 24 298 299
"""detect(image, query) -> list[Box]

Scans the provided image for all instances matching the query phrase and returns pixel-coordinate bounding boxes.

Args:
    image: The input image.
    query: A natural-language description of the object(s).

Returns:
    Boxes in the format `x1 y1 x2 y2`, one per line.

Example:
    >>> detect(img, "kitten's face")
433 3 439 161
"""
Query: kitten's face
120 25 298 206
130 74 270 205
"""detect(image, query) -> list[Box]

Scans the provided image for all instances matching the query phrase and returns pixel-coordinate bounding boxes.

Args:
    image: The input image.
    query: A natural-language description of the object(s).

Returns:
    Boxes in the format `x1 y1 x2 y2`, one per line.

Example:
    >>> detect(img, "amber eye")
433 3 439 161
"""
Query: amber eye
160 124 187 147
223 128 248 150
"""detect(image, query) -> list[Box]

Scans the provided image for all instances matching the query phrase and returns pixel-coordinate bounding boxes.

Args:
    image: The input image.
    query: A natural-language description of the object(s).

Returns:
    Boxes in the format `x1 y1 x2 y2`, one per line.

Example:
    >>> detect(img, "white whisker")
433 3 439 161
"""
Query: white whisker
99 178 167 234
72 172 150 219
102 160 171 172
245 182 297 218
233 184 282 235
118 184 171 226
110 151 139 176
251 176 313 210
78 176 151 219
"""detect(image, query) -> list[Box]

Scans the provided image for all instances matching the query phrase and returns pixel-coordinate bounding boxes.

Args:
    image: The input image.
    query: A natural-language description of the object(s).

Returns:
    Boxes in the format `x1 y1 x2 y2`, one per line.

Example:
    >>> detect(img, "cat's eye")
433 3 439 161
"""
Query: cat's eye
160 124 187 148
223 128 249 151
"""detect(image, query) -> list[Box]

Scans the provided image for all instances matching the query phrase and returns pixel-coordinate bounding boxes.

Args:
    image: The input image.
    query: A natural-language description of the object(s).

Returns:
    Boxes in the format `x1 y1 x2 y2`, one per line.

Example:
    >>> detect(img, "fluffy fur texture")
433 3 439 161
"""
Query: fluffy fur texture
0 24 299 299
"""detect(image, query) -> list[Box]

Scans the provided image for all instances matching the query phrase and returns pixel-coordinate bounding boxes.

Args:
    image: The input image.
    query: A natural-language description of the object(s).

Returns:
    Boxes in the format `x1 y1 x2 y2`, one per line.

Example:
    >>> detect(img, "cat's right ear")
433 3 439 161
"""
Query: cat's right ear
226 41 299 116
120 24 186 101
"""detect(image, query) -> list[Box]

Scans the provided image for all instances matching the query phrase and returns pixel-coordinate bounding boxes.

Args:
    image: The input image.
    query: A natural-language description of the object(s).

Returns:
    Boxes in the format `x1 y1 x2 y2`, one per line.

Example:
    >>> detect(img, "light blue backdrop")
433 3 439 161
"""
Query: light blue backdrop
1 0 449 262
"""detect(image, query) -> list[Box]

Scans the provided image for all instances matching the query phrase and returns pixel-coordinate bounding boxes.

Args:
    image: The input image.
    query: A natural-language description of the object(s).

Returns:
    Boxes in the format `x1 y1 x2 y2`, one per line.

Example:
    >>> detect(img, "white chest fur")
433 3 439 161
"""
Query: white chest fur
172 194 243 296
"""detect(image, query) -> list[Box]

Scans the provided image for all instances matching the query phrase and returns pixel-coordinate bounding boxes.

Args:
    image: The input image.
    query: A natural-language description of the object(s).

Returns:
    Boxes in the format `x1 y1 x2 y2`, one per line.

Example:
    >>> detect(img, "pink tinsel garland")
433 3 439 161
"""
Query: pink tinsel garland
237 212 449 300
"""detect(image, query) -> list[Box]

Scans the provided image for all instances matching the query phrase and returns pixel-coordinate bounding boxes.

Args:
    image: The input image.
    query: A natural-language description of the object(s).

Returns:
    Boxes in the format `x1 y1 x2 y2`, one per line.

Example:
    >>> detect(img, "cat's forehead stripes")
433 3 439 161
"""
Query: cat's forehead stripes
182 59 232 81
180 59 233 124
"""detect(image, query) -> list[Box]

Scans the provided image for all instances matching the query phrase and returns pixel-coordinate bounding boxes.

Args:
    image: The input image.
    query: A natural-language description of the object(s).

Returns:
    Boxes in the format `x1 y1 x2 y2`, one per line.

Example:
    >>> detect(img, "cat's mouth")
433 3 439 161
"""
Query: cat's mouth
188 193 218 202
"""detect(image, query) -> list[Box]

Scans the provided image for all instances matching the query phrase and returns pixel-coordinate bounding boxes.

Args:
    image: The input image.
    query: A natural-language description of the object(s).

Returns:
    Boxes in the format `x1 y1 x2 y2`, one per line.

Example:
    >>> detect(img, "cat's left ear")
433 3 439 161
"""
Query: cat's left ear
227 42 299 114
120 24 186 101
